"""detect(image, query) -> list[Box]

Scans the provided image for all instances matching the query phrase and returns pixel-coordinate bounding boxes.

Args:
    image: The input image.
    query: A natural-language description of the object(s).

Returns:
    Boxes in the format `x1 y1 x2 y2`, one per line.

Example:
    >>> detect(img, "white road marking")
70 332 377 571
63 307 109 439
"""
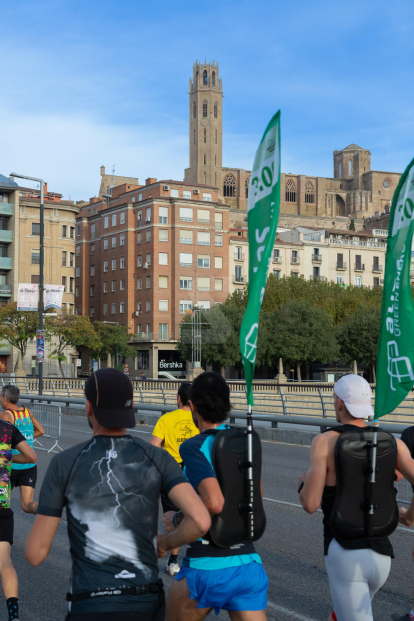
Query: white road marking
61 426 151 435
267 601 317 620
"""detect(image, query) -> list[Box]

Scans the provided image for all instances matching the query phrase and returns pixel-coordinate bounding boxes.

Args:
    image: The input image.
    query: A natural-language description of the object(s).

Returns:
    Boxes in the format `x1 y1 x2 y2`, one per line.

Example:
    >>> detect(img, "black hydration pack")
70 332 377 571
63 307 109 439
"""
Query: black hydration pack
209 427 266 548
329 426 399 541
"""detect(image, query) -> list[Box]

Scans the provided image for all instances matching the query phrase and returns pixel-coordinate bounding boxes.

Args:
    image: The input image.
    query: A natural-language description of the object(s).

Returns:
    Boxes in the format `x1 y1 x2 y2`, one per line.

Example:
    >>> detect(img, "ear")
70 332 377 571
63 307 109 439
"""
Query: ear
86 400 94 418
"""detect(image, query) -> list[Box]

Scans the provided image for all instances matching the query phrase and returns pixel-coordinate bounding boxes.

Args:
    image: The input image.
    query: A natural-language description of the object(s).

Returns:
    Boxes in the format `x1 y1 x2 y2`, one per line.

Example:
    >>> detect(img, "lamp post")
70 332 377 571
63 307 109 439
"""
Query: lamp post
10 173 45 395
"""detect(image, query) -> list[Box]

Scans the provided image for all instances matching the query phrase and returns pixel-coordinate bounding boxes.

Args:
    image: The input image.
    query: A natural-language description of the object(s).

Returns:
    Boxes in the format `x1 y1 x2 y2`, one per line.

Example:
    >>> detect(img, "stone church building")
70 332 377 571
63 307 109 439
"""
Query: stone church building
184 60 401 231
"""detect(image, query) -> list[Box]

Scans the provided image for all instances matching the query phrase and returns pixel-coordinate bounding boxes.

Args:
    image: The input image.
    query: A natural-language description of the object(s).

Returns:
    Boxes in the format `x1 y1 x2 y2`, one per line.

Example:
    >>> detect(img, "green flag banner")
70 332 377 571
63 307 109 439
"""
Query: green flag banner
239 111 281 406
376 157 414 418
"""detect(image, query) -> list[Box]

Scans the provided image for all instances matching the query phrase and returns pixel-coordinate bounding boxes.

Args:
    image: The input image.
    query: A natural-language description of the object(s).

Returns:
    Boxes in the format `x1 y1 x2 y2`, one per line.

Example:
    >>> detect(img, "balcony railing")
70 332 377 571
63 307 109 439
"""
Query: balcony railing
372 264 383 272
233 276 246 284
336 262 347 270
273 256 281 263
354 263 365 271
130 332 176 342
180 238 192 244
0 258 12 270
312 254 322 262
234 253 245 261
0 203 13 217
291 257 300 264
329 238 387 249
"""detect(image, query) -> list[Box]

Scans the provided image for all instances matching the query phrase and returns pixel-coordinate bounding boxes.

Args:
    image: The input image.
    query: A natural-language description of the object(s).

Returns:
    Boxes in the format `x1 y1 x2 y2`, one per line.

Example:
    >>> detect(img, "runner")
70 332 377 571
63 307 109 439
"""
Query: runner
0 414 37 621
165 372 268 621
25 368 211 621
299 375 414 621
150 382 198 577
0 385 44 514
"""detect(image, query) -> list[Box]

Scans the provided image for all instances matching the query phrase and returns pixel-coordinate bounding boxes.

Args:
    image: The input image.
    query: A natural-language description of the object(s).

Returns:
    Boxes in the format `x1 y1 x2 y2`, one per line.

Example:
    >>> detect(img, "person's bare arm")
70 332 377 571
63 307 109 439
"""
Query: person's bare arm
25 516 61 566
299 434 329 514
157 482 211 557
29 411 45 438
396 439 414 485
150 436 163 449
12 440 37 465
197 477 225 515
0 410 14 425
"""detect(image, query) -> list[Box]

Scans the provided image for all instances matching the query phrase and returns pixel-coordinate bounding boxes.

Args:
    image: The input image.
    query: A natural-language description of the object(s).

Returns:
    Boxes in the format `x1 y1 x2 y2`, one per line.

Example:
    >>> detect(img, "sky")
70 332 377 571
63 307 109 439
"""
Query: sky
1 0 414 201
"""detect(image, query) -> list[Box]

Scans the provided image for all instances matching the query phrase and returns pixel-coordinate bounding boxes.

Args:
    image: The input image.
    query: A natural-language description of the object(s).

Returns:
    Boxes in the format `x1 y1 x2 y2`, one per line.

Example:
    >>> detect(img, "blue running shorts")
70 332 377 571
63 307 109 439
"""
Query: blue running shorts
175 562 268 615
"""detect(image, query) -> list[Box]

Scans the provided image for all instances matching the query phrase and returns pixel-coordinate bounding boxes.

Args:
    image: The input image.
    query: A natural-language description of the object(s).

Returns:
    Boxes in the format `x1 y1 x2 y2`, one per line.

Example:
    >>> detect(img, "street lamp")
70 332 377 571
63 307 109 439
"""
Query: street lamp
10 173 45 396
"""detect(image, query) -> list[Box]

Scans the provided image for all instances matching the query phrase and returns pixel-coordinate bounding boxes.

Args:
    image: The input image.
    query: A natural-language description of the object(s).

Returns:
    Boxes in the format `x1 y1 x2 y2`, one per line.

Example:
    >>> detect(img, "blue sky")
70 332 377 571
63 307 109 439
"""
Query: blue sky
1 0 414 200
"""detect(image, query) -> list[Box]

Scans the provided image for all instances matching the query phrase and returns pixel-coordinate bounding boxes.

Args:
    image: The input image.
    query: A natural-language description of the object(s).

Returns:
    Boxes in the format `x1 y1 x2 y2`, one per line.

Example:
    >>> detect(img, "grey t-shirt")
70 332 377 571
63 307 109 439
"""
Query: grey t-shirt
38 434 186 614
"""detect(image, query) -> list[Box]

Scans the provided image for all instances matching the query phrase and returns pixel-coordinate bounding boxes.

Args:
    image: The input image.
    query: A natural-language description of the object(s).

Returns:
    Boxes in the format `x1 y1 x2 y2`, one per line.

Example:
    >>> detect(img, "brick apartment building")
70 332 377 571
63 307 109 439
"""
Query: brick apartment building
76 178 229 377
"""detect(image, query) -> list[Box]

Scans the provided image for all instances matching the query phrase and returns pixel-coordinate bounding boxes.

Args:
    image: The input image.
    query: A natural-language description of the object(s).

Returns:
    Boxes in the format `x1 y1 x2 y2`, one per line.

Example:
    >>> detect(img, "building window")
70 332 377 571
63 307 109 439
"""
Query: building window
215 129 217 145
91 265 95 276
146 300 151 312
137 301 142 312
215 256 223 269
112 258 116 270
146 253 151 266
203 101 207 117
215 212 223 229
180 230 192 244
120 302 125 313
146 207 151 220
193 101 196 119
215 234 223 246
137 232 142 244
104 281 108 293
146 229 151 243
90 244 95 256
112 236 116 249
180 300 192 313
203 70 208 85
146 276 151 288
339 162 343 177
75 307 80 315
337 275 344 285
120 256 125 269
245 177 250 199
112 214 116 226
104 238 108 250
77 225 80 237
212 71 216 87
120 212 125 224
348 160 353 175
179 253 193 267
76 286 80 296
215 279 223 291
112 280 116 292
159 276 168 288
204 154 207 165
273 270 281 279
355 276 362 286
138 210 142 227
183 190 191 199
103 304 108 315
204 128 207 144
104 260 108 272
285 179 296 202
305 180 315 204
158 252 168 266
214 103 218 118
31 250 40 265
70 227 75 239
159 229 168 242
223 173 236 198
91 224 95 240
32 223 40 236
194 129 195 144
159 323 168 339
76 245 80 256
197 231 210 246
111 303 116 314
180 277 193 290
90 307 95 317
235 265 243 282
137 278 142 290
198 209 210 223
197 255 210 268
197 277 210 291
90 285 95 296
138 255 142 267
180 207 193 221
104 217 109 229
62 276 67 290
159 206 168 224
373 277 380 288
62 225 67 237
159 300 168 311
120 234 125 246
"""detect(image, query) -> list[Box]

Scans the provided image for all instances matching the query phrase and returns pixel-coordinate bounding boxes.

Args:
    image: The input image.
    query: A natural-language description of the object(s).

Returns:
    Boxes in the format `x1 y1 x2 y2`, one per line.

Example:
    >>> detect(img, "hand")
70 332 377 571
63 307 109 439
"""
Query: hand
298 471 307 488
399 506 414 528
157 533 169 558
163 511 176 533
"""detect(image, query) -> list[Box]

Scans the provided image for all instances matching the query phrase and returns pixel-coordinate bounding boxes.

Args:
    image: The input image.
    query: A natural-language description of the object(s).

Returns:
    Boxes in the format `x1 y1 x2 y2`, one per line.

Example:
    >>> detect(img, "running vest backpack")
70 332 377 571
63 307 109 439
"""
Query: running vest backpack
329 426 398 541
209 427 266 548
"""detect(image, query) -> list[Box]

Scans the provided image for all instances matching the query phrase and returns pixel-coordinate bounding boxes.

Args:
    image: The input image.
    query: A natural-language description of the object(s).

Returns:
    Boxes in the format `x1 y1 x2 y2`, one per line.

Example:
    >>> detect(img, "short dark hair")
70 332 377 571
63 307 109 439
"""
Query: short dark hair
1 385 20 405
190 372 231 424
178 382 191 406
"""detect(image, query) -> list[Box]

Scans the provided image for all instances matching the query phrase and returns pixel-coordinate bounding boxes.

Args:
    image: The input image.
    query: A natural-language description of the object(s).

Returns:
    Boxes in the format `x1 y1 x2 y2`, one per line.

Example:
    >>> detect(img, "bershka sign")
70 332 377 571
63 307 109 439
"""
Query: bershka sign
159 359 184 370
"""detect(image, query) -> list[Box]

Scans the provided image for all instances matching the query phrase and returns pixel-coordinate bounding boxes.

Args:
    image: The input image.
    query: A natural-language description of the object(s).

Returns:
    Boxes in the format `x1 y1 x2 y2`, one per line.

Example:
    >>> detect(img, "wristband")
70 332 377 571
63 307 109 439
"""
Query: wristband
172 512 177 529
173 511 184 527
298 481 305 494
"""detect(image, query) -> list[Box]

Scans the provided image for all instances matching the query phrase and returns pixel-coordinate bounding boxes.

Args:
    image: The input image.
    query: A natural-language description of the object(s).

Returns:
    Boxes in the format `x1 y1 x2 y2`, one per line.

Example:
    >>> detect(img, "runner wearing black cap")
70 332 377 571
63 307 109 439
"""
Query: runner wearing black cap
25 368 211 621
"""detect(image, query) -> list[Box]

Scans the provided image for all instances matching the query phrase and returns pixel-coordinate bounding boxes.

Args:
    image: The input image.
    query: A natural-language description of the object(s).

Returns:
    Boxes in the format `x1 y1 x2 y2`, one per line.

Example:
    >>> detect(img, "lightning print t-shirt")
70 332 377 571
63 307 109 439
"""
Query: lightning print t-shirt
0 420 25 512
37 435 187 614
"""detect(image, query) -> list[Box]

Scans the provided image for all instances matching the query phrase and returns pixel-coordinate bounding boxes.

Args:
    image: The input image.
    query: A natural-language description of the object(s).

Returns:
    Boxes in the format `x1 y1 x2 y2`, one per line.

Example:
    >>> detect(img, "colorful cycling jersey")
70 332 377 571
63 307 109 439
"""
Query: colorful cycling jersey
0 420 25 509
179 423 262 570
10 407 35 470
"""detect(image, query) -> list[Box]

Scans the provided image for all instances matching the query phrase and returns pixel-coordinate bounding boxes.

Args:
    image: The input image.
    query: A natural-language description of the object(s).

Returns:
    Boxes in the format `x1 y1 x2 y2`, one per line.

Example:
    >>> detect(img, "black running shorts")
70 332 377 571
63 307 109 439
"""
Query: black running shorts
0 510 14 545
11 465 37 490
65 607 166 620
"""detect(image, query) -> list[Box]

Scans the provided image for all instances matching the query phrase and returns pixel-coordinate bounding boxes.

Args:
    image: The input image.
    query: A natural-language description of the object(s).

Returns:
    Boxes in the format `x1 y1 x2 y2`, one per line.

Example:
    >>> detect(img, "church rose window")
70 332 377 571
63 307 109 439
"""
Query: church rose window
223 173 236 198
245 177 250 199
203 70 208 86
203 101 208 118
285 179 296 202
305 180 315 204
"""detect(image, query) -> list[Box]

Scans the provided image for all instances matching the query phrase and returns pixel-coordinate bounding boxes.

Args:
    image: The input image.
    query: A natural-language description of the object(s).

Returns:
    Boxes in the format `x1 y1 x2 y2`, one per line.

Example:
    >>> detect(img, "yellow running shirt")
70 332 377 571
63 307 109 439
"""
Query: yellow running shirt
152 409 199 464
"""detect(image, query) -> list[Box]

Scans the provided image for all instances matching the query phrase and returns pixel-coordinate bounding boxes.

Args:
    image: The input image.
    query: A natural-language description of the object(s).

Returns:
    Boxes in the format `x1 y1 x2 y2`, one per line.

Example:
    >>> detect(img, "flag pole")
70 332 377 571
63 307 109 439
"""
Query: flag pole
246 404 254 539
367 415 379 537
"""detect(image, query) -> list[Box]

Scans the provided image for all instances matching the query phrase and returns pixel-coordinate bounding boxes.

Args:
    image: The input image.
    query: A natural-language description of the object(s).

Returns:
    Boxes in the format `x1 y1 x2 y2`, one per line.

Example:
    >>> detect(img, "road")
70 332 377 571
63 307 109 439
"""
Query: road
10 414 414 620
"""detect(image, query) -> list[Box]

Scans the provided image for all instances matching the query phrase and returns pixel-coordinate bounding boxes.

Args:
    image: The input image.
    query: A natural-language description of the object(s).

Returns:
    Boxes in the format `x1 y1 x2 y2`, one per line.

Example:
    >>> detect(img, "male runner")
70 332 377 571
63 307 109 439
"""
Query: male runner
25 368 211 621
299 375 414 621
0 385 44 514
0 415 37 621
165 372 268 621
150 382 198 576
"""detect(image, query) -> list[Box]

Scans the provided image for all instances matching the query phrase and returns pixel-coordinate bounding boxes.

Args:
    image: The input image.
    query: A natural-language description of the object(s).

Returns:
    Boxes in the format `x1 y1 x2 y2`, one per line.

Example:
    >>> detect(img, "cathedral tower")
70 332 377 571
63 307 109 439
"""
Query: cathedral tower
184 61 223 187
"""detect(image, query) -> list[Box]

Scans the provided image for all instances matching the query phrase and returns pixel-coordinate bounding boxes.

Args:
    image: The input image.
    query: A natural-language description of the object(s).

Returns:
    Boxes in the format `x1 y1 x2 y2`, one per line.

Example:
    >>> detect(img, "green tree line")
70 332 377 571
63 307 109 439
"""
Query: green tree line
177 275 383 379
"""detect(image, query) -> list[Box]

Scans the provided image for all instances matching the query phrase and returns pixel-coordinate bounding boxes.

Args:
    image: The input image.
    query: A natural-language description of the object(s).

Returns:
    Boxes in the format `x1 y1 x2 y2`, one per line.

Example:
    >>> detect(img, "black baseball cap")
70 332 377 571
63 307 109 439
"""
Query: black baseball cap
85 368 136 428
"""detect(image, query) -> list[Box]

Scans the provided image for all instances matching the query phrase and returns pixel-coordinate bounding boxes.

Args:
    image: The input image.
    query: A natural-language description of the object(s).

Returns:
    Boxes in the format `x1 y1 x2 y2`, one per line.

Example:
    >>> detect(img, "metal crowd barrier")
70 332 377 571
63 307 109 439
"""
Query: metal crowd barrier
31 403 63 453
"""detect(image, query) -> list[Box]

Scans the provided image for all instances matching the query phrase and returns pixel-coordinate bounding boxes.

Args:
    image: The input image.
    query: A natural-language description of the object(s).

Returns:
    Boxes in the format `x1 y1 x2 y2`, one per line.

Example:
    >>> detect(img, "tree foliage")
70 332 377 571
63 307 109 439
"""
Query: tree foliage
0 303 39 371
45 313 100 377
91 322 136 366
336 306 381 367
349 218 356 231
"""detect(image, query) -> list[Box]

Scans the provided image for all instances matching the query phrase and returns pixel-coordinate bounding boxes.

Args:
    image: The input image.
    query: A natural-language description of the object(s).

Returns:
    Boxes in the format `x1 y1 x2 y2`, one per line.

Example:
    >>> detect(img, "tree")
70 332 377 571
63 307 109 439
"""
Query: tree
45 313 100 377
264 300 339 380
349 218 356 231
336 306 381 381
91 322 136 368
0 303 39 372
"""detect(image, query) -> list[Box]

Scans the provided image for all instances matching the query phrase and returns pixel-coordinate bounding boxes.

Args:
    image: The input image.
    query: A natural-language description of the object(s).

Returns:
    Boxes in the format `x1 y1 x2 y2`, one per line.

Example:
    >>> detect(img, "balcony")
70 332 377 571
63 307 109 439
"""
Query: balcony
372 264 383 273
234 253 245 261
0 203 13 217
0 258 12 270
0 231 12 244
291 257 300 264
312 254 322 263
273 256 281 263
233 276 246 284
312 275 324 281
130 332 176 342
0 285 12 298
336 262 347 270
329 238 387 249
354 263 365 271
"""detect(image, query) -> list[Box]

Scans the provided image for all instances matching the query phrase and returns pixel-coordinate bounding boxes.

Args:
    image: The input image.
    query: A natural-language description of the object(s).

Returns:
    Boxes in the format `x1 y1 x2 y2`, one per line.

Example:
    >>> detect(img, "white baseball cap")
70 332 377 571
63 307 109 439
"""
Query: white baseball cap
334 374 374 419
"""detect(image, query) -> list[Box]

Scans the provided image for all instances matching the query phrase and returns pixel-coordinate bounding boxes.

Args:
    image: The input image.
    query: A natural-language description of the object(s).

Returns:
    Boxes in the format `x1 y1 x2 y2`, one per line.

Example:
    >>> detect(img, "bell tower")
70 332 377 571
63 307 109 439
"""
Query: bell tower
184 61 223 188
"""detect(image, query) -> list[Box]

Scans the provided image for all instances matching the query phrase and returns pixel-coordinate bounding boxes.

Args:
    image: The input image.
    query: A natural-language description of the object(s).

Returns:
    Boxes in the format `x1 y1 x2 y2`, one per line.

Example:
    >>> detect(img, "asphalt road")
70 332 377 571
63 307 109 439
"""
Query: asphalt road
9 414 414 621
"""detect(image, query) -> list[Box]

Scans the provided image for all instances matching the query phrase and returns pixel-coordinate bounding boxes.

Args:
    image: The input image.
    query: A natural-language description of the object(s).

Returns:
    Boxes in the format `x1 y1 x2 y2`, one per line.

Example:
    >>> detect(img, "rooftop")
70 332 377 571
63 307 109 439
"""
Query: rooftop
0 175 18 191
